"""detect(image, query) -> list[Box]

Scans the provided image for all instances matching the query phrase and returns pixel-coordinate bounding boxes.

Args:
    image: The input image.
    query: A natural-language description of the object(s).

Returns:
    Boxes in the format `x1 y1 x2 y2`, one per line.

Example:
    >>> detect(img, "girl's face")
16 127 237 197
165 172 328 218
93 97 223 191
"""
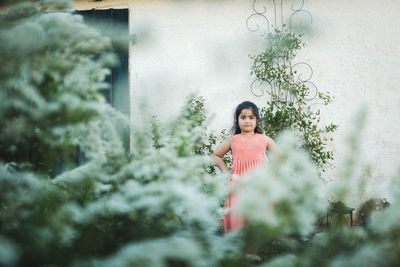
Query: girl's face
238 108 257 134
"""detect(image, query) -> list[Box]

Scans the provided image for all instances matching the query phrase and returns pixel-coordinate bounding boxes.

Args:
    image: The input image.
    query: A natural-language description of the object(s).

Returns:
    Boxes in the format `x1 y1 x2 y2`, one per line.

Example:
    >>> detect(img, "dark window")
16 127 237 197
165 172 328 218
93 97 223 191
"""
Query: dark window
58 9 130 174
75 8 130 116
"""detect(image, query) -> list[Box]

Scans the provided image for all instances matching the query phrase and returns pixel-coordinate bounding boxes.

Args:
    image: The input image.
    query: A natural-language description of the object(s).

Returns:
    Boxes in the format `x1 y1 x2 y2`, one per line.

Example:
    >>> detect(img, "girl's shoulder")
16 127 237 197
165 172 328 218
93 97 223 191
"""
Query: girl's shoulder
225 136 233 141
221 136 232 145
261 133 272 139
264 134 275 141
262 134 277 151
259 133 270 144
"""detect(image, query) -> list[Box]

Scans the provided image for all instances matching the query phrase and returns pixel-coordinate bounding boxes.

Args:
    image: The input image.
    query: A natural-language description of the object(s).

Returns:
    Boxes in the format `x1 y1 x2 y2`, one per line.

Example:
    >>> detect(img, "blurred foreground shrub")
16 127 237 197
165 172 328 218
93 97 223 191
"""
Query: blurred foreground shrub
1 1 400 267
0 1 237 266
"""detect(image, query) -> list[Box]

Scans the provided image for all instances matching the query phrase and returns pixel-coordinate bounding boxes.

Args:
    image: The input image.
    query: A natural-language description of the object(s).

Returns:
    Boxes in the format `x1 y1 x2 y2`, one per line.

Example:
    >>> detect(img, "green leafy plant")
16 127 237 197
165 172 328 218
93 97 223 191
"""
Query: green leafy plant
4 1 400 266
0 2 240 266
173 95 232 175
250 28 337 171
0 0 115 175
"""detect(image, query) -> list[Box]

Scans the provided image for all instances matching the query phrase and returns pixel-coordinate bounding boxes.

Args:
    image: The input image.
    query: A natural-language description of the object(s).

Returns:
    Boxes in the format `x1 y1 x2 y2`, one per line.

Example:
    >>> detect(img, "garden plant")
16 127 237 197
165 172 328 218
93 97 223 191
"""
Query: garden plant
1 1 400 267
250 28 337 172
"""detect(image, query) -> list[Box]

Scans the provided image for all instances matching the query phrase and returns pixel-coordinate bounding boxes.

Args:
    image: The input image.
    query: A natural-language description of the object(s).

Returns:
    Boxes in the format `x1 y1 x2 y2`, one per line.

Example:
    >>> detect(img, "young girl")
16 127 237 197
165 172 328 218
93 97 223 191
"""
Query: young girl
213 101 277 232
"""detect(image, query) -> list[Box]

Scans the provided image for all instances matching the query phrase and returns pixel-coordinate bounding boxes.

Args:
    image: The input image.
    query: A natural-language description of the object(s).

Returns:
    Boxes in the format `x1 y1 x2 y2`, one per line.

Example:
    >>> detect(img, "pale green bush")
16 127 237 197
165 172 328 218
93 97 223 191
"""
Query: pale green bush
2 1 400 267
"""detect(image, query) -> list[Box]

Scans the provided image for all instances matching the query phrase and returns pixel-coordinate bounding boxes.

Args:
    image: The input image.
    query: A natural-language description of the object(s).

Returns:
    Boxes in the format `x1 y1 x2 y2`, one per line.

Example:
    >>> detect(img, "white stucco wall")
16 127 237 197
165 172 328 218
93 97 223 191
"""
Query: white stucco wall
129 0 266 130
75 0 400 203
302 0 400 201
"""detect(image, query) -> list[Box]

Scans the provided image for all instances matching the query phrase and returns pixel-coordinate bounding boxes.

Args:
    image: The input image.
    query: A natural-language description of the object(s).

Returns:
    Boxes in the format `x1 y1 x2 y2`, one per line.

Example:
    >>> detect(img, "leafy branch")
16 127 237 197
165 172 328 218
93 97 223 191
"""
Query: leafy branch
250 28 337 171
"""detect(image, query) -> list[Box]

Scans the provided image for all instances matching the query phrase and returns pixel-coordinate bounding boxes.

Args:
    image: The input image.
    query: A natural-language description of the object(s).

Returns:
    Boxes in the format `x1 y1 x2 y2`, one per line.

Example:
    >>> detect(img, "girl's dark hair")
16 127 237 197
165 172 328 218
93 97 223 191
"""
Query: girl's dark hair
231 101 262 135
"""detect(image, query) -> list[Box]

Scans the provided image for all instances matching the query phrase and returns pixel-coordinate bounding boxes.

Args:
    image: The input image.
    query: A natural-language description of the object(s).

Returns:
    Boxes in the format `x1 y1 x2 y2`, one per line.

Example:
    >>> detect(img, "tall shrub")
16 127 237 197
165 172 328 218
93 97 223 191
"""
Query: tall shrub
0 0 115 175
0 1 239 266
250 29 337 171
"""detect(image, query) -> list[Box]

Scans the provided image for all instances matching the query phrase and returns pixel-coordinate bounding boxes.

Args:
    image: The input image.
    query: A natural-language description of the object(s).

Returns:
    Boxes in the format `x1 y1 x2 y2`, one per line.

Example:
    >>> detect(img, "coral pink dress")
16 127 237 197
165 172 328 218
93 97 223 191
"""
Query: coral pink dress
224 133 268 232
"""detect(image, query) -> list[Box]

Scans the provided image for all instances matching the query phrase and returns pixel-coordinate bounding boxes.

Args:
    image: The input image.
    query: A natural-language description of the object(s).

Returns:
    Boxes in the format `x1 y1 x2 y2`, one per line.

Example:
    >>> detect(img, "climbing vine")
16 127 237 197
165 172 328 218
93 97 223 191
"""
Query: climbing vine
250 28 337 171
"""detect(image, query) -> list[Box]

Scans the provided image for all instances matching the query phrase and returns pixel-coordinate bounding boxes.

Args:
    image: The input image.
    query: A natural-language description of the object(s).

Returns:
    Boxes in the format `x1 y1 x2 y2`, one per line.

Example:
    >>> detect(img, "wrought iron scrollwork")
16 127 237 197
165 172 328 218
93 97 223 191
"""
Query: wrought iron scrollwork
246 0 313 34
250 79 267 97
246 12 270 34
247 0 318 104
291 62 318 101
289 0 313 31
246 0 272 34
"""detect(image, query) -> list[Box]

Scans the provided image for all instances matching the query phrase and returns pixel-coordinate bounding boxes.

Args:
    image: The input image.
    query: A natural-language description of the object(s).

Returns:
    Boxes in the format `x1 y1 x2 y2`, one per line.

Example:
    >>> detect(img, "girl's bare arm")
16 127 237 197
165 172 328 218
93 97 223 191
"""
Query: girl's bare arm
213 137 232 173
265 135 278 152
